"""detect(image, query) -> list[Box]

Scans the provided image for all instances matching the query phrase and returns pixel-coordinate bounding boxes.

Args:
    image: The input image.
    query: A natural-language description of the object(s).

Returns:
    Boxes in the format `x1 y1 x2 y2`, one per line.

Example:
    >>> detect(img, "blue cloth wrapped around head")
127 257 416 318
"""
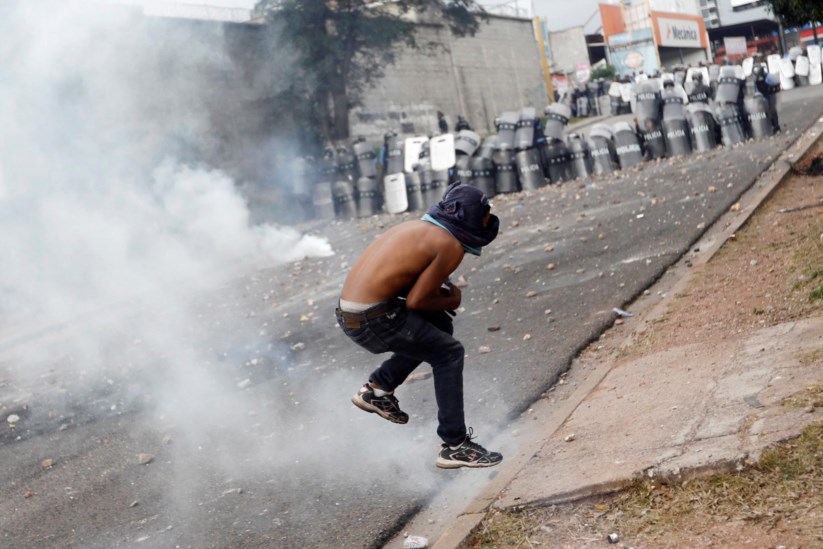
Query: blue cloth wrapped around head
424 182 499 256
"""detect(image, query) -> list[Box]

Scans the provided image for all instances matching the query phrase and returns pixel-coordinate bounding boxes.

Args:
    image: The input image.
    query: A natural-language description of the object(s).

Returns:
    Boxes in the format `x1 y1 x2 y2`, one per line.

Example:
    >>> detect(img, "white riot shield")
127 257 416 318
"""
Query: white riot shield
608 81 621 98
809 45 823 85
686 67 710 84
779 58 796 90
620 82 633 102
383 173 408 214
795 55 810 77
733 65 745 80
742 57 754 77
429 133 456 171
767 54 781 75
403 136 428 173
809 44 822 65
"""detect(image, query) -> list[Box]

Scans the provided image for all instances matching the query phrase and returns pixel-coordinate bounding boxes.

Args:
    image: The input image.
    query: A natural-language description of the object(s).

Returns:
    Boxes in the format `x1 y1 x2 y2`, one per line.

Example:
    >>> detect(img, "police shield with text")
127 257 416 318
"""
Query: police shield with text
661 79 692 157
635 80 666 160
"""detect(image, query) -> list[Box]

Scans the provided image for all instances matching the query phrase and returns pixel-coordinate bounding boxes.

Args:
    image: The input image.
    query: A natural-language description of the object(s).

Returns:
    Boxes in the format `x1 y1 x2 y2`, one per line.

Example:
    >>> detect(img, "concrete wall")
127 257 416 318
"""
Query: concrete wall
548 26 590 75
350 15 547 139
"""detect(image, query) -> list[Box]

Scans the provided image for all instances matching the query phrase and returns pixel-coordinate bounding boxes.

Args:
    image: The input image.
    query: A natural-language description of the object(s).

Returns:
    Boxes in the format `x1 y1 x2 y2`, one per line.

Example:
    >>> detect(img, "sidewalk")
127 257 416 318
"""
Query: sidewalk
391 110 823 548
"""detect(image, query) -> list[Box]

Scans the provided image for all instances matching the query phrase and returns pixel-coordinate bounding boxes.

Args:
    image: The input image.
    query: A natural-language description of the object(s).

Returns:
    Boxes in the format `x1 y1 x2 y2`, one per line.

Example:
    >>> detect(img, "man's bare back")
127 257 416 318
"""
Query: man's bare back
341 221 464 311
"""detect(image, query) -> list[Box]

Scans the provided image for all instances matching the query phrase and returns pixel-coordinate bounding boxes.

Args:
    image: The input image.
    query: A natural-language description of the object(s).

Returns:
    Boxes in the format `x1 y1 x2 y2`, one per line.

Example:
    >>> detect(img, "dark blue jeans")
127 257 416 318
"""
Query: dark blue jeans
337 303 466 446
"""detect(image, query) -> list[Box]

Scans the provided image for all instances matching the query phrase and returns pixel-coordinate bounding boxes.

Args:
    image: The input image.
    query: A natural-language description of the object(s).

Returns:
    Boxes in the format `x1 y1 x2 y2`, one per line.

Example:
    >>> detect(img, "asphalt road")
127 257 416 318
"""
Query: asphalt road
1 85 823 549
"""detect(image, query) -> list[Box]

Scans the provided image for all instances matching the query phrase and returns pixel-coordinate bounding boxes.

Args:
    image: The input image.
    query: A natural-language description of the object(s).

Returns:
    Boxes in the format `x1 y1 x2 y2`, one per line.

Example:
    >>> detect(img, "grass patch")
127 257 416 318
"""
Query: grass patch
790 213 823 301
782 383 823 409
468 422 823 547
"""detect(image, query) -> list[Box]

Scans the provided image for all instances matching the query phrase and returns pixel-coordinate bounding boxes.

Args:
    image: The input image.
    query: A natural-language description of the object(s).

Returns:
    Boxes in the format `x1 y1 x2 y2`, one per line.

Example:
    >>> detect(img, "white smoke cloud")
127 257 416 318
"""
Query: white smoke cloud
0 0 339 438
0 4 447 545
0 0 331 328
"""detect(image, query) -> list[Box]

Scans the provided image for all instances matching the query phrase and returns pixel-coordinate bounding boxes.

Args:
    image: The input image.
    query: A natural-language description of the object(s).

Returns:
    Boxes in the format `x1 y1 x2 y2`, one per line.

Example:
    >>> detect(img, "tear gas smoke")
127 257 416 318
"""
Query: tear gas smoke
0 1 445 544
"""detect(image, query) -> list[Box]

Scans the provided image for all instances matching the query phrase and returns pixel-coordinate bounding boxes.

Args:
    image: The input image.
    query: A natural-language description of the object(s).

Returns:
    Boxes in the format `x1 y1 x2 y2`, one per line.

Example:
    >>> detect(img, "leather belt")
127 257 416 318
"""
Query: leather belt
336 299 402 329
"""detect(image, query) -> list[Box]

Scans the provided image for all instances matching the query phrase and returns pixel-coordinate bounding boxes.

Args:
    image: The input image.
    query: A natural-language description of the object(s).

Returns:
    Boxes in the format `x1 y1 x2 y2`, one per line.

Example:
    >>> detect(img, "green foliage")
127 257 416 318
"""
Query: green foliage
767 0 823 27
256 0 486 143
590 65 616 81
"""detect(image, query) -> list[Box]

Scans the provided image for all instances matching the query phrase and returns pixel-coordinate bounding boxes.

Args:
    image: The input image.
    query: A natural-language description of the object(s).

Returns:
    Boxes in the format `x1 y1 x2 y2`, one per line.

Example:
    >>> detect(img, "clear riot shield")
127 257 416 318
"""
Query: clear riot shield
454 130 481 158
403 136 428 173
495 111 518 148
478 135 497 163
353 140 377 179
333 179 357 219
635 82 665 159
469 156 496 197
493 143 518 193
686 67 710 85
515 148 545 190
715 66 742 104
612 122 643 169
405 172 425 212
687 102 717 152
542 140 572 184
716 103 746 146
662 91 692 157
355 176 381 217
515 107 537 150
634 81 661 123
494 164 518 193
543 103 571 142
336 146 357 181
588 125 619 176
567 134 593 180
429 133 456 172
384 137 404 175
744 94 773 139
383 173 408 214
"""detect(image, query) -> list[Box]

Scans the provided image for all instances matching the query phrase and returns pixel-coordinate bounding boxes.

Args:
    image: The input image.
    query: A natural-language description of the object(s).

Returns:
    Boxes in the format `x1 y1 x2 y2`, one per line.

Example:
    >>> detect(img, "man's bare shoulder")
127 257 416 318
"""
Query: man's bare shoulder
385 220 462 249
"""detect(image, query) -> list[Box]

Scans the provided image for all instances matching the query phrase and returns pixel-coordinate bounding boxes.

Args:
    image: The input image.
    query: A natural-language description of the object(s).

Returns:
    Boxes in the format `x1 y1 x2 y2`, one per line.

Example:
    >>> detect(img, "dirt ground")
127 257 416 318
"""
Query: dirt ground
467 139 823 549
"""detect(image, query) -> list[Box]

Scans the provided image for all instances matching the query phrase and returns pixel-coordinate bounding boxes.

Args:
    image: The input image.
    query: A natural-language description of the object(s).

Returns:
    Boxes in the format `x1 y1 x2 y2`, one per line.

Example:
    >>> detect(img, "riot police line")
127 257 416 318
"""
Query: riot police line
294 45 821 221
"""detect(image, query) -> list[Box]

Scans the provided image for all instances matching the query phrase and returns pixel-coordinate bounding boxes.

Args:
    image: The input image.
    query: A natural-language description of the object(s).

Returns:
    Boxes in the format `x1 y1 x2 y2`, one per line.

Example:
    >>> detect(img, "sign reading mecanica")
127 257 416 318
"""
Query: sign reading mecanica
655 16 702 48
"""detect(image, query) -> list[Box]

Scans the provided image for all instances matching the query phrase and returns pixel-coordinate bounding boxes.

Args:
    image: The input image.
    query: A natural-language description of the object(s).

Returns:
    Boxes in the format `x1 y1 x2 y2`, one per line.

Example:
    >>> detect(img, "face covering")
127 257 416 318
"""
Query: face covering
423 182 499 256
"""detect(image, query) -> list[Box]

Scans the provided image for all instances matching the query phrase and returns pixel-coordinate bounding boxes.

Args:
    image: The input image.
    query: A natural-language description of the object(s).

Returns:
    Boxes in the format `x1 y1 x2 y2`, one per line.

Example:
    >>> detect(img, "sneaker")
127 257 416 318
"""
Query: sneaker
436 428 503 469
351 383 409 424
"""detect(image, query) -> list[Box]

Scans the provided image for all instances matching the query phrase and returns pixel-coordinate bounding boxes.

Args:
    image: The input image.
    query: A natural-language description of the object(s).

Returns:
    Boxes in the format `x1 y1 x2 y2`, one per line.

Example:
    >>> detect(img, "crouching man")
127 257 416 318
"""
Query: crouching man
335 182 502 468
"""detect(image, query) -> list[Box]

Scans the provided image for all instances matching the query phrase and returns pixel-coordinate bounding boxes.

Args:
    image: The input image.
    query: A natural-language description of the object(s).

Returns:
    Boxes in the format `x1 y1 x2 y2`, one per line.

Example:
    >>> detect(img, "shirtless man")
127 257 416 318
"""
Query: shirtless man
336 182 502 468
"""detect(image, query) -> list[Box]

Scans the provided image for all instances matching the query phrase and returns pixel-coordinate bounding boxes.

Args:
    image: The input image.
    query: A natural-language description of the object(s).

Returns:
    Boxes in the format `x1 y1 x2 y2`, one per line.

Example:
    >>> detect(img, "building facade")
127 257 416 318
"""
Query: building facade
600 0 711 76
352 15 547 139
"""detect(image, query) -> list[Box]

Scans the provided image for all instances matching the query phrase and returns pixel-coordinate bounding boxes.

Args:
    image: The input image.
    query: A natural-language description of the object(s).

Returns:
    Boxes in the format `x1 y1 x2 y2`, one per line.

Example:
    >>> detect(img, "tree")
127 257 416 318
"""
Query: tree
767 0 823 27
256 0 486 145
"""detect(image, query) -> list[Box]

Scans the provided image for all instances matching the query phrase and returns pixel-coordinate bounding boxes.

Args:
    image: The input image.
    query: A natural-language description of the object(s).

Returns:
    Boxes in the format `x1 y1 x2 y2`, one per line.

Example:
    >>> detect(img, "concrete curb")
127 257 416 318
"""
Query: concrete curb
389 117 823 549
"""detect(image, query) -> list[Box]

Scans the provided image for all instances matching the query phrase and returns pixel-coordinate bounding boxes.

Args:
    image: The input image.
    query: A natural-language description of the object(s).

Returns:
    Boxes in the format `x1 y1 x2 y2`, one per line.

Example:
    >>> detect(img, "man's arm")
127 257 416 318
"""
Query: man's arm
405 243 464 311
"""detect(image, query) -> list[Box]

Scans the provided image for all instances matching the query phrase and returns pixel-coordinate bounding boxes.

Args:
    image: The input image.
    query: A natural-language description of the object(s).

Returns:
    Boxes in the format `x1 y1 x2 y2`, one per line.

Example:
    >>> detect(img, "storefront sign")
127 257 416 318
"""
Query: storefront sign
655 16 703 48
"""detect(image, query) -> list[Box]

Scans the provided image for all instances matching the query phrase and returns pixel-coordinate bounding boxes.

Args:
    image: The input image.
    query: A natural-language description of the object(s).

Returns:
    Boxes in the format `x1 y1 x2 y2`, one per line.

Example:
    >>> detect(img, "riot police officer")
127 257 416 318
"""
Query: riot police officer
688 72 712 104
455 115 472 132
754 64 781 133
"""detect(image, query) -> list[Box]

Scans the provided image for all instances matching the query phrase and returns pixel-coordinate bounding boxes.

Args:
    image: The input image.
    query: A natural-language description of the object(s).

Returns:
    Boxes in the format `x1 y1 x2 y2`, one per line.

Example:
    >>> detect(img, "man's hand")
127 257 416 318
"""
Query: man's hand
445 282 461 304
